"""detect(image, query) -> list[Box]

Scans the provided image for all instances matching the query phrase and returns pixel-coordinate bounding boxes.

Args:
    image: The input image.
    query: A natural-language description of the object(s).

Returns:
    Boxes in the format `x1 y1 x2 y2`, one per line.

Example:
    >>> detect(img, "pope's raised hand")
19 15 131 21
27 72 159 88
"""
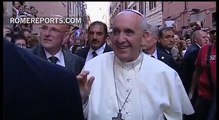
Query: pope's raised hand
76 71 94 104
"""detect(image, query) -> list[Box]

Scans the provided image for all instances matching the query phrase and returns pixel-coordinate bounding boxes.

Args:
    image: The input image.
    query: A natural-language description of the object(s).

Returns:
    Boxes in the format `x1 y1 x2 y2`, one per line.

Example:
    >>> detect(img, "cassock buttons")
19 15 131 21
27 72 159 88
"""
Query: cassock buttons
127 98 131 103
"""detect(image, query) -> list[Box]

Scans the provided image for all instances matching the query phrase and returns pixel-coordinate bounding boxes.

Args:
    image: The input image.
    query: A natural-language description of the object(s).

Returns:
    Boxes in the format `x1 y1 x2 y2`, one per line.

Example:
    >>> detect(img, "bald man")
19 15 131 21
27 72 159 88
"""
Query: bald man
184 30 209 94
77 9 194 120
29 15 84 75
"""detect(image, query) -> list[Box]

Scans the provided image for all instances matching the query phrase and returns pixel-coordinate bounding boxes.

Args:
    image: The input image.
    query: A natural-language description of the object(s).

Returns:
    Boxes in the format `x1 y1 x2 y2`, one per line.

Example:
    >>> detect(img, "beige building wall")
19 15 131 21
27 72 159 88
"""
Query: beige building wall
163 2 216 31
28 2 67 17
109 2 153 28
3 2 13 27
27 2 67 35
28 2 87 35
127 2 139 10
146 2 162 26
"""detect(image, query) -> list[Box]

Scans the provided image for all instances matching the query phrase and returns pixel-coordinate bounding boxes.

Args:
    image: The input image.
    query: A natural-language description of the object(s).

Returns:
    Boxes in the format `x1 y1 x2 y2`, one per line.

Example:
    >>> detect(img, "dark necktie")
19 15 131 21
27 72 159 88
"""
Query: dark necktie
92 51 98 58
49 56 58 64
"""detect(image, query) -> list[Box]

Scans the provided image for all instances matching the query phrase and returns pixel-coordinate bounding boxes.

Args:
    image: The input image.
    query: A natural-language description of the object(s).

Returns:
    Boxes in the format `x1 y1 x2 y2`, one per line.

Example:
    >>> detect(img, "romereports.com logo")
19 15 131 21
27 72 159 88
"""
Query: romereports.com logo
9 17 82 24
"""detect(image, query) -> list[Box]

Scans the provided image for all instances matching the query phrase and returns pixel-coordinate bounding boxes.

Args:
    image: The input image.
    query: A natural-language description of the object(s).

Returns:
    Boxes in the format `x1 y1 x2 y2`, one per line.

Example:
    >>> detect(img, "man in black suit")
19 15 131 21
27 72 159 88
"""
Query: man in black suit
29 15 84 75
141 24 176 69
157 26 175 56
183 30 209 93
3 39 84 120
157 26 185 82
76 21 112 63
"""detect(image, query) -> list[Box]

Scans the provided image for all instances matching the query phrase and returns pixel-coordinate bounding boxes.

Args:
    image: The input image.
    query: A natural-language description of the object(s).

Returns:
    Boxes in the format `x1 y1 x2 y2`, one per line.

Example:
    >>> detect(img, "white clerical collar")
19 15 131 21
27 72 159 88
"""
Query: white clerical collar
115 51 144 69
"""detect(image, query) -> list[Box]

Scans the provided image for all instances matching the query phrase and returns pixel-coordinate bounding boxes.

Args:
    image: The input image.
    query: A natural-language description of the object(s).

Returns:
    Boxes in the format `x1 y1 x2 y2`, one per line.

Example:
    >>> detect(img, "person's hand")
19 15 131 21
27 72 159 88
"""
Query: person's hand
76 71 94 104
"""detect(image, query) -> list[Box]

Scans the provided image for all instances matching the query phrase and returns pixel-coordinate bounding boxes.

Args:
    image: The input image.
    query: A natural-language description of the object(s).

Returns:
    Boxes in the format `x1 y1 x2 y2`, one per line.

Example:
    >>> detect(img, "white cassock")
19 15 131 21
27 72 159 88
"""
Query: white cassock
83 51 194 120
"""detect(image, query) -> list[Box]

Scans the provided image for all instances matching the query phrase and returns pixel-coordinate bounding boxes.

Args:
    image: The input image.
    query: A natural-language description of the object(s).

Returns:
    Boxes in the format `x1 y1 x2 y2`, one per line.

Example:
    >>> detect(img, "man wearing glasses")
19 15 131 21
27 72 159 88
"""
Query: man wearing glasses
29 15 84 75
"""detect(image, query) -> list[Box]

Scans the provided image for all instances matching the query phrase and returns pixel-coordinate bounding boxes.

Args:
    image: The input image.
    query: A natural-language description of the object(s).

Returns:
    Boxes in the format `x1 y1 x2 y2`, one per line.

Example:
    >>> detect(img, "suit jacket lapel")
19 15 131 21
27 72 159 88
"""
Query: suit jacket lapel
157 48 166 62
63 50 70 68
84 47 90 58
157 48 162 60
33 45 47 60
103 44 112 53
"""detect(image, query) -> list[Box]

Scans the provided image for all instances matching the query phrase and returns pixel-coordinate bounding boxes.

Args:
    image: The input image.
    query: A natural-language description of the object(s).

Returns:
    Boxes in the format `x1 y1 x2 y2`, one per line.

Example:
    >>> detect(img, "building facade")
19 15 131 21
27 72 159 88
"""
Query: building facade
109 2 162 28
109 2 141 29
3 1 88 36
163 1 216 31
109 1 216 31
145 2 162 27
3 1 13 28
28 1 87 34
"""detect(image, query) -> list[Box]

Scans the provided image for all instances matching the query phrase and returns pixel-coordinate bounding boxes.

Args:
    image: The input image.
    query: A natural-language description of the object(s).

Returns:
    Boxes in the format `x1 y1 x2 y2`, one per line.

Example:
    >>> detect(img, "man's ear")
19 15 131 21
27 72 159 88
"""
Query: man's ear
64 32 70 38
143 31 150 39
157 37 161 43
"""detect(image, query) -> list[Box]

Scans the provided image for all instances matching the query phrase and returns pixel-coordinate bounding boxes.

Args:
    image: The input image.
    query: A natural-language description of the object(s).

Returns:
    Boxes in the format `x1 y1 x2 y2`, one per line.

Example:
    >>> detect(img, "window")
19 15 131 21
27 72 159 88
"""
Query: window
133 5 136 10
149 2 156 10
62 2 66 7
139 2 144 14
69 2 71 10
212 12 216 26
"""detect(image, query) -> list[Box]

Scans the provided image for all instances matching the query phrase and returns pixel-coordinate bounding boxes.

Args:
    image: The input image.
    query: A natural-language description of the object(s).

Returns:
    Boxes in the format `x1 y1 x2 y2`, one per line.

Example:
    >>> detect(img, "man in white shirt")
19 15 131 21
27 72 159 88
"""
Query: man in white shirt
76 21 112 63
141 24 178 72
29 15 84 75
77 9 194 120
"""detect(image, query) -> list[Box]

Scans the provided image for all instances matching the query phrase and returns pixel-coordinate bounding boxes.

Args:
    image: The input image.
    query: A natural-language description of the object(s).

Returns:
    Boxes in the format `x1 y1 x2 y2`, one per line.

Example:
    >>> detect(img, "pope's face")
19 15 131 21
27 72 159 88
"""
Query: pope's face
111 12 144 62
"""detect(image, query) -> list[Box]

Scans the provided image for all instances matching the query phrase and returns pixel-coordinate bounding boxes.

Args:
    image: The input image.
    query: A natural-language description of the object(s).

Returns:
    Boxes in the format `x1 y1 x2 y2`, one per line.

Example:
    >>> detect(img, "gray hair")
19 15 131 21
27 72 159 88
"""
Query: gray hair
191 30 204 43
143 23 159 38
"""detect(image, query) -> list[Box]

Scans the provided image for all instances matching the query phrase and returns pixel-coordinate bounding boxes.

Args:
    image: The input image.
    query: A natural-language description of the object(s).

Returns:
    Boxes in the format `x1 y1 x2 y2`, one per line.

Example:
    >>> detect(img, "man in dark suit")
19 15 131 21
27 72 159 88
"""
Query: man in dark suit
29 15 84 75
3 39 84 120
76 21 112 63
183 30 209 93
157 26 185 82
141 24 176 70
157 26 175 56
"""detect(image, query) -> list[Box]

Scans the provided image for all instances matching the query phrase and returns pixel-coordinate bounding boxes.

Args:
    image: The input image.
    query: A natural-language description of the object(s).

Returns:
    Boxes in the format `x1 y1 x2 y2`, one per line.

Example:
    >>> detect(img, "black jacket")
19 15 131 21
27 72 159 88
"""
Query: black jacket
76 44 113 59
3 40 84 120
29 45 85 75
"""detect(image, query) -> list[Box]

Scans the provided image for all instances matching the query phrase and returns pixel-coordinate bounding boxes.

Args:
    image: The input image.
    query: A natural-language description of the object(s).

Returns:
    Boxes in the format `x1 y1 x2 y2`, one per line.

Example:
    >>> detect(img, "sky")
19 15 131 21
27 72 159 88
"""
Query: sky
85 2 110 22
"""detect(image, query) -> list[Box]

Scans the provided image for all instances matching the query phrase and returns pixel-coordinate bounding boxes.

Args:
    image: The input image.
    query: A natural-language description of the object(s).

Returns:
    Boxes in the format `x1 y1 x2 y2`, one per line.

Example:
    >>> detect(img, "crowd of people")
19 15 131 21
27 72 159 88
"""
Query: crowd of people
3 7 216 120
4 1 39 49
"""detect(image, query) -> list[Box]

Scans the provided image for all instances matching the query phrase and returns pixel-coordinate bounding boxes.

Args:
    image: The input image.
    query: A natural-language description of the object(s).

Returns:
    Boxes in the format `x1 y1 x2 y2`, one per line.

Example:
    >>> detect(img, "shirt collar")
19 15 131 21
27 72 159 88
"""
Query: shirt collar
195 43 201 48
88 43 106 55
44 49 63 62
144 49 157 59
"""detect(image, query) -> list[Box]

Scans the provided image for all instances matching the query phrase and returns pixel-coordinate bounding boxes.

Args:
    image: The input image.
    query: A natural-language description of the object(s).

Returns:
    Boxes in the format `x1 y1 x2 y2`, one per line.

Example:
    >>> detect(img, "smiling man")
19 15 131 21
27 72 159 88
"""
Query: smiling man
29 15 84 75
77 9 194 120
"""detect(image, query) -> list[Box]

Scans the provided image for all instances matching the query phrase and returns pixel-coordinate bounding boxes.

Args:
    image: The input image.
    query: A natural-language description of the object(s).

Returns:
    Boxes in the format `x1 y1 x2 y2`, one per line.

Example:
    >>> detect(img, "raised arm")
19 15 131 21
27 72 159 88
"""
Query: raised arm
76 71 94 104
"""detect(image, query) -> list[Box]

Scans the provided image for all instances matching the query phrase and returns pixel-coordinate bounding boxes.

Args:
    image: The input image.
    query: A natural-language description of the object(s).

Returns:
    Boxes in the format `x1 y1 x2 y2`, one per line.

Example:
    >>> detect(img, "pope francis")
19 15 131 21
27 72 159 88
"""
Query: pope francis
77 9 194 120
